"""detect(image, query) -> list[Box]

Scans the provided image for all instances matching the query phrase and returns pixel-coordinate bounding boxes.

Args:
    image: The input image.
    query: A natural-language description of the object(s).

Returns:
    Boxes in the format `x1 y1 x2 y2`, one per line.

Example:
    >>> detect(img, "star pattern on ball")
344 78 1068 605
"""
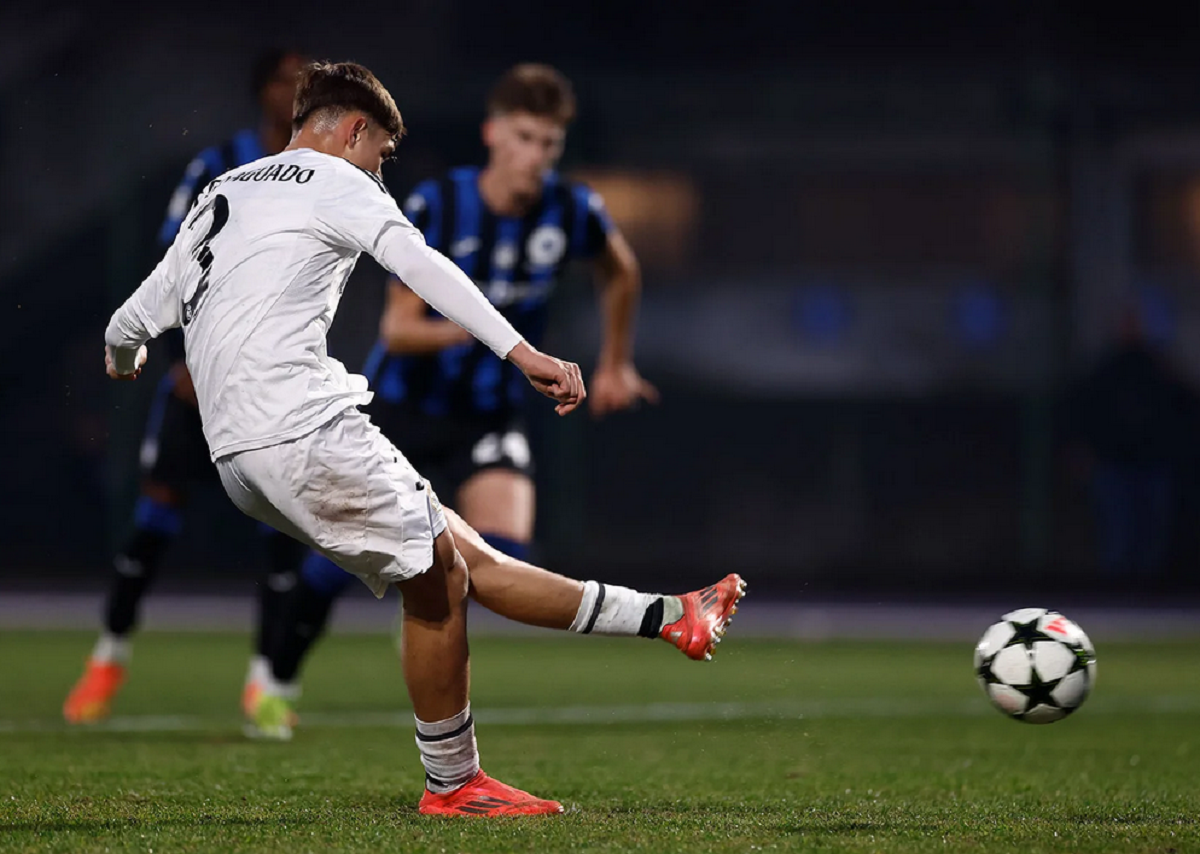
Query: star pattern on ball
976 654 1001 685
1005 618 1052 649
1013 665 1061 712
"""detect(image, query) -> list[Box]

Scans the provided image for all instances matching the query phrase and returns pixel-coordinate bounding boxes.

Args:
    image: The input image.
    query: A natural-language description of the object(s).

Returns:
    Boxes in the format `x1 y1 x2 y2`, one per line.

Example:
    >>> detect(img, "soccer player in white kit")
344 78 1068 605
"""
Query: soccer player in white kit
103 61 587 816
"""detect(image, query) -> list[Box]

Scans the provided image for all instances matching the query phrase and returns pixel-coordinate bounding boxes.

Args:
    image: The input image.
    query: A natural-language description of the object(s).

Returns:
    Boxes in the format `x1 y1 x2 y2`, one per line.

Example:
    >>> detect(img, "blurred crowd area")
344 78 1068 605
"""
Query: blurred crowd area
6 1 1200 597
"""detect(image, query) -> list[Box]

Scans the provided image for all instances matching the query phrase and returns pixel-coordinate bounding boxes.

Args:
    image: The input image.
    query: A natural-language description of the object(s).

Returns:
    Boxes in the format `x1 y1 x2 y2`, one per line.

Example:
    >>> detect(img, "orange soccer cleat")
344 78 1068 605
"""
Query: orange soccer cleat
242 676 299 737
63 659 127 724
419 770 564 817
661 573 747 661
241 679 263 721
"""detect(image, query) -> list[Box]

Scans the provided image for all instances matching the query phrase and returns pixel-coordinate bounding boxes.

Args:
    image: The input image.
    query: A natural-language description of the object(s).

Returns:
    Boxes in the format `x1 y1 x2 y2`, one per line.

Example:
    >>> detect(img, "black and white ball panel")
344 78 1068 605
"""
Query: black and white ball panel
975 608 1096 724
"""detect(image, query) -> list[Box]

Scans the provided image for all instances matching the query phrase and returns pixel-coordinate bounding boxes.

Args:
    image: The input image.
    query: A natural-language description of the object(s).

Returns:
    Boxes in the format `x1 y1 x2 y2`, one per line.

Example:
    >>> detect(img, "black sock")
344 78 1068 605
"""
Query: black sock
637 597 665 639
104 529 171 636
270 574 338 684
255 532 305 659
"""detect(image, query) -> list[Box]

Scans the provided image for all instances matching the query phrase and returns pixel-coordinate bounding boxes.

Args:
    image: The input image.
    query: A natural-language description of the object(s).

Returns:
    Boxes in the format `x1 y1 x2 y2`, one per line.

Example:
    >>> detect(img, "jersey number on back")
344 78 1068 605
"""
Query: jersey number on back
181 193 230 326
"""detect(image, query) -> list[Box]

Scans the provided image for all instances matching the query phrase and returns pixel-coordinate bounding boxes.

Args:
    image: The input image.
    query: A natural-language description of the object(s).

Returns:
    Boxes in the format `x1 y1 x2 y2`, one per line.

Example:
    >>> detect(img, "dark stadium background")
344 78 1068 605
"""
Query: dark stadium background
5 0 1200 603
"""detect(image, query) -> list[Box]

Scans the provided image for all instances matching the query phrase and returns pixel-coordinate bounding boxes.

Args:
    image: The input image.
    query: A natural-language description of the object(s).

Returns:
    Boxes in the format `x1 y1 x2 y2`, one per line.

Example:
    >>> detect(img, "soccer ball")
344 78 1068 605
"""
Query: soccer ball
974 608 1097 724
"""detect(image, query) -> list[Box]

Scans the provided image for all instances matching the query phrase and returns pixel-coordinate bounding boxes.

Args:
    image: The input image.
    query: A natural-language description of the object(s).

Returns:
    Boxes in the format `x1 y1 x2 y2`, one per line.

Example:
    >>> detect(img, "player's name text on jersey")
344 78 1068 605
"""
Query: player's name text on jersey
213 163 316 187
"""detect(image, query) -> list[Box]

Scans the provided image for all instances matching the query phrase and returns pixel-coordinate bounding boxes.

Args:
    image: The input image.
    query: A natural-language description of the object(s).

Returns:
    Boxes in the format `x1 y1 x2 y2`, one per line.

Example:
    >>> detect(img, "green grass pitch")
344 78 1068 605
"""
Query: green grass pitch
1 630 1196 852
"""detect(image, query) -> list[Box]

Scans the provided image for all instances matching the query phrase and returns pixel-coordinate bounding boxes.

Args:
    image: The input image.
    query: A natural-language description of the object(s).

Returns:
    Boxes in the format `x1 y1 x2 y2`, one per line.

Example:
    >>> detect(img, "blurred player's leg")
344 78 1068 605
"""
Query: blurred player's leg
62 486 182 724
65 372 193 724
258 549 355 703
242 525 304 719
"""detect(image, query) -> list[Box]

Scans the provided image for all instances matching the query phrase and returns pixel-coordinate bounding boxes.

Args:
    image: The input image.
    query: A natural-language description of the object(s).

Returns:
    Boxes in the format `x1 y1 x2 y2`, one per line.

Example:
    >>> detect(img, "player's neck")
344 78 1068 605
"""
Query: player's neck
260 120 292 157
285 128 339 158
477 167 538 217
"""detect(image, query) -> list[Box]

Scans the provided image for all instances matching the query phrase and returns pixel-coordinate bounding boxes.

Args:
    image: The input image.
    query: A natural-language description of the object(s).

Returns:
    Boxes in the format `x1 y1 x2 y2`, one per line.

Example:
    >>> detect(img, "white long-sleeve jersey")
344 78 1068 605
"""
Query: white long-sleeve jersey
105 149 524 460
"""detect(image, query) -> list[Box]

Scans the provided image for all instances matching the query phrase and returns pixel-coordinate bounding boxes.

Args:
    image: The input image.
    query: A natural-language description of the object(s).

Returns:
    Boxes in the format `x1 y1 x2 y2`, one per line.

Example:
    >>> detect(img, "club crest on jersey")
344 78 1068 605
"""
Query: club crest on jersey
526 225 567 269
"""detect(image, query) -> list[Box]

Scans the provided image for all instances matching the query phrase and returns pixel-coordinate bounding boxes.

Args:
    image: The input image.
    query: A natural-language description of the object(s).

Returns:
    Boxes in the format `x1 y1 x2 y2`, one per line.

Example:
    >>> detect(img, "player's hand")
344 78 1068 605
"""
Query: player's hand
589 361 659 417
105 345 148 380
508 341 586 416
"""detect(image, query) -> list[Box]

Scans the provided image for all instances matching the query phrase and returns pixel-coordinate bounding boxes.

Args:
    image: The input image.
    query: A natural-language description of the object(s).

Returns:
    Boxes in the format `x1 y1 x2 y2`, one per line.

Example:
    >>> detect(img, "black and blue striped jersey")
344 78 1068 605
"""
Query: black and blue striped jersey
158 129 266 361
159 128 266 245
364 167 614 420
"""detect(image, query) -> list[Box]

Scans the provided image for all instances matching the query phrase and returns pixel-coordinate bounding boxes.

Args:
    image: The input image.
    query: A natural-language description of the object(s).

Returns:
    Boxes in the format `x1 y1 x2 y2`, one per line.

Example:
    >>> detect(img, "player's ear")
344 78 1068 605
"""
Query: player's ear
350 116 370 146
481 118 496 147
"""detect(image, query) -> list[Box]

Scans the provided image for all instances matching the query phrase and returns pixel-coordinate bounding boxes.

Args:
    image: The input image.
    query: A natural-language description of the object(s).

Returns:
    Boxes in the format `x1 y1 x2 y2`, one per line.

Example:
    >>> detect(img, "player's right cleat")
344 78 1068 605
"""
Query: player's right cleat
63 660 126 724
246 693 295 741
661 573 747 661
418 770 564 816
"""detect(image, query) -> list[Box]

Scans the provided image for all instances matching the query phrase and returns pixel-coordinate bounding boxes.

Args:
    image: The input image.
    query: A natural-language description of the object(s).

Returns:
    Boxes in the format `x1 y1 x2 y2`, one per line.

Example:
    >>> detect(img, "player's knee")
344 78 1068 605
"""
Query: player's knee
399 545 467 623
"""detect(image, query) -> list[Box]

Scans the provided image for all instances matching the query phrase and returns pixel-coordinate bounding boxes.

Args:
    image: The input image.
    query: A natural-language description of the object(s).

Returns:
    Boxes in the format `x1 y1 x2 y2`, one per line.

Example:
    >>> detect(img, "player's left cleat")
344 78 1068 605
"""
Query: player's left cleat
245 693 295 741
418 770 564 816
661 573 746 661
63 659 127 724
242 670 299 733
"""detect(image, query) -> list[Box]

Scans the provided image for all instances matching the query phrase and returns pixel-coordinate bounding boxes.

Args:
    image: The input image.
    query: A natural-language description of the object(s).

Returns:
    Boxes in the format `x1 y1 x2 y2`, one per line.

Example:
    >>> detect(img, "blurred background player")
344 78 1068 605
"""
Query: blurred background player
259 63 671 706
63 48 310 725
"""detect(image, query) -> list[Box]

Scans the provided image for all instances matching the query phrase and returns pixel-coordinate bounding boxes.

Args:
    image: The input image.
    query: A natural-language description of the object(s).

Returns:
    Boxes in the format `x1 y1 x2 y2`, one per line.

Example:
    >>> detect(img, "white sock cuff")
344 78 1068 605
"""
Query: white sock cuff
264 676 301 701
569 581 603 634
415 704 472 735
589 584 657 637
415 705 479 793
246 655 270 686
92 633 130 665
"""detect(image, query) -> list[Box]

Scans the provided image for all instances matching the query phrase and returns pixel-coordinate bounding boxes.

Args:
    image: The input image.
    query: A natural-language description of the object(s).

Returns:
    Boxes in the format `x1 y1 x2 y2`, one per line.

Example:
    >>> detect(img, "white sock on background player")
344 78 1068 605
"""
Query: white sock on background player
91 632 131 665
245 654 271 688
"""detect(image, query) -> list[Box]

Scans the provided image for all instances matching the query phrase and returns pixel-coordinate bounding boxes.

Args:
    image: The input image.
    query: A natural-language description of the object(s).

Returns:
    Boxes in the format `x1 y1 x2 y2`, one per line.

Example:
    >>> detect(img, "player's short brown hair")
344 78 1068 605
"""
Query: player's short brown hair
487 63 576 126
293 61 405 138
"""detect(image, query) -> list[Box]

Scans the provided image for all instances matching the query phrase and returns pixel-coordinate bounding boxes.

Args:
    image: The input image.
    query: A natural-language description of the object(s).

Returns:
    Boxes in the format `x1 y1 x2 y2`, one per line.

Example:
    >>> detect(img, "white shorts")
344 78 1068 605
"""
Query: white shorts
216 408 447 597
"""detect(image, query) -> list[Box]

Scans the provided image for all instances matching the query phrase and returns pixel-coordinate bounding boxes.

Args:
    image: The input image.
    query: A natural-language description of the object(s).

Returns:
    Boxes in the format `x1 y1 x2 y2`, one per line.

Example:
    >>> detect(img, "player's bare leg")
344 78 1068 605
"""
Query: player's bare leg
397 529 471 722
455 470 580 628
447 509 746 660
402 526 562 816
